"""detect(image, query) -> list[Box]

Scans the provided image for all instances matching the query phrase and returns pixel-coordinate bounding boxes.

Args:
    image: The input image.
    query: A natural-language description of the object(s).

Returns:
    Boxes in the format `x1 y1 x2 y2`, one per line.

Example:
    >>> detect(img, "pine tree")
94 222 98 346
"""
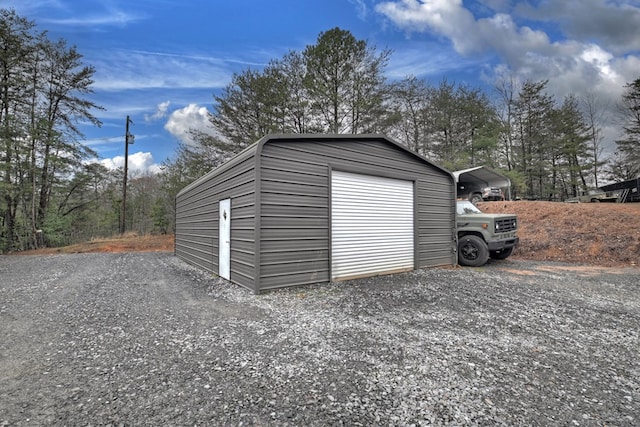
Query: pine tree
613 78 640 179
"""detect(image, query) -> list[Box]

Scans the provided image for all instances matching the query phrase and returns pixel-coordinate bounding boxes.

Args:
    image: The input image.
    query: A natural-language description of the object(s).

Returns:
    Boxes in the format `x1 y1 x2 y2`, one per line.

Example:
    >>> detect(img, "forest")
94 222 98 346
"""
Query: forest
1 10 639 252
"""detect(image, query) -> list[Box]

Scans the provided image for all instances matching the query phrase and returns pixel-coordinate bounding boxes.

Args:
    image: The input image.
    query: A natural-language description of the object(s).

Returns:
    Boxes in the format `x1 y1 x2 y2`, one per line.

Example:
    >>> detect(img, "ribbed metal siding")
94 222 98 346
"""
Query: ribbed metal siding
257 137 455 291
331 171 414 280
175 148 257 291
258 149 330 289
416 180 457 267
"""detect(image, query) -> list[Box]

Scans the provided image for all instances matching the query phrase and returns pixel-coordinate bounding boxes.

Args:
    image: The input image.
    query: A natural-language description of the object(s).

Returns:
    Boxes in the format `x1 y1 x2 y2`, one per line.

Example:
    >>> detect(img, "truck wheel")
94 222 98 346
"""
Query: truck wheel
490 247 513 260
470 193 482 205
458 235 489 267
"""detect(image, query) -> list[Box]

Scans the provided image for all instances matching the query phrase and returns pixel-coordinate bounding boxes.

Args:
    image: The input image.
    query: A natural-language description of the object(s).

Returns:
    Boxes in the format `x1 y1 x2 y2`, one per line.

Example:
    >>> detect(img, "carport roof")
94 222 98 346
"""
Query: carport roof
453 166 511 188
600 177 640 192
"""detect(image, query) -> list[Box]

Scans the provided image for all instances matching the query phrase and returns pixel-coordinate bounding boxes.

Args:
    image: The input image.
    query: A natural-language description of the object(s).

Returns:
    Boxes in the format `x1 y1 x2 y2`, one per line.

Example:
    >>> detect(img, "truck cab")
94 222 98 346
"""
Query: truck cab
456 200 519 266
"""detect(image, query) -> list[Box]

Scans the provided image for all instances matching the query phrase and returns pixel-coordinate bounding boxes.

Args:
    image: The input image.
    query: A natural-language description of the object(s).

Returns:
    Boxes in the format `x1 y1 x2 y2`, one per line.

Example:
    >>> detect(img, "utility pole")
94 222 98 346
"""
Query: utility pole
120 116 134 234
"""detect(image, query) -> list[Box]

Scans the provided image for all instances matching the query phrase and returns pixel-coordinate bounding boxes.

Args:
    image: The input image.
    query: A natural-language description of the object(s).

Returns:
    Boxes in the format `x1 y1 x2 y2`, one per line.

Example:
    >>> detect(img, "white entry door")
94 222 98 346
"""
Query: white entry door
219 198 231 280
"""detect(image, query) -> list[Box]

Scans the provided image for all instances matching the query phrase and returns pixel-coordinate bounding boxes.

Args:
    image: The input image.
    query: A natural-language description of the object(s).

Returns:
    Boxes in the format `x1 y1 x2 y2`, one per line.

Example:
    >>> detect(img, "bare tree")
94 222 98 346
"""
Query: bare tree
613 78 640 179
386 75 433 155
581 92 609 187
494 72 519 172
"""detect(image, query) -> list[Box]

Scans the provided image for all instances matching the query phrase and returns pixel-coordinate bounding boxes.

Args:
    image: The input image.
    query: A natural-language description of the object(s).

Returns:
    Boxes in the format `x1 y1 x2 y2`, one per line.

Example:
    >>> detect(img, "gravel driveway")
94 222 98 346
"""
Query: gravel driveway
1 253 638 426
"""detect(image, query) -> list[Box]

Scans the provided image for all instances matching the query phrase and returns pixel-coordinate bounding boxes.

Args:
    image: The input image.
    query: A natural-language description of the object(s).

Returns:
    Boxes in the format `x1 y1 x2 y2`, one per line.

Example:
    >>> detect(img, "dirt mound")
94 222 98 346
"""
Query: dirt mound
478 201 640 267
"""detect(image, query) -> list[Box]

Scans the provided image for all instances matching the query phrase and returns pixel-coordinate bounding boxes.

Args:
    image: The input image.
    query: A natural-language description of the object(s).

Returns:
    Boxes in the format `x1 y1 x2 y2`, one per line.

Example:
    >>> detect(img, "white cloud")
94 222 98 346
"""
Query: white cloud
349 0 369 20
376 0 640 152
89 49 233 91
83 135 125 148
376 0 479 54
164 104 219 146
145 101 171 123
515 0 640 54
387 43 476 79
375 0 638 85
1 0 65 15
101 152 161 175
3 0 144 27
376 1 552 57
580 45 618 81
3 0 147 29
42 11 143 27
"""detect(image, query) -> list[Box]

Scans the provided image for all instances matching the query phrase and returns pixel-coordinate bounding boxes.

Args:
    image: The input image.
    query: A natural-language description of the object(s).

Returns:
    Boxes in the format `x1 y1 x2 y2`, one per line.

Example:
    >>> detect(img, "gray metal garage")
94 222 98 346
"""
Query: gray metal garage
175 134 456 293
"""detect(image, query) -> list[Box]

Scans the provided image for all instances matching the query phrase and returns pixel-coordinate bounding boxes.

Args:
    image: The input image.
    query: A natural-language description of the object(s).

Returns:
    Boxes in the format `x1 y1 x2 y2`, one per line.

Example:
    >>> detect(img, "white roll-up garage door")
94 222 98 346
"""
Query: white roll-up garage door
331 171 414 280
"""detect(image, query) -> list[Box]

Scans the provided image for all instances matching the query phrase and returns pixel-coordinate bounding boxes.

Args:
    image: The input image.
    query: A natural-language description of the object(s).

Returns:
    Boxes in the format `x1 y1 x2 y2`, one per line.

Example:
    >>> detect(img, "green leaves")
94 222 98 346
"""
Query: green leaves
178 27 393 189
0 8 102 251
303 27 390 134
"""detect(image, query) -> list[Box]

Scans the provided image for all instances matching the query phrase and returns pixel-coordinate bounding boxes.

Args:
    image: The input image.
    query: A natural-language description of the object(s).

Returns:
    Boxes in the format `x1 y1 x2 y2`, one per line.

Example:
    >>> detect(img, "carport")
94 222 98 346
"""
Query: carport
453 166 512 200
600 177 640 203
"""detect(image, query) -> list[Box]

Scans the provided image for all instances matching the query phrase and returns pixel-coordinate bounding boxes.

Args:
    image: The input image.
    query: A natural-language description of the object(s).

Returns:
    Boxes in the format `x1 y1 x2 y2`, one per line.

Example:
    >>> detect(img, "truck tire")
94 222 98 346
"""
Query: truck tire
490 247 513 260
458 235 489 267
470 193 482 205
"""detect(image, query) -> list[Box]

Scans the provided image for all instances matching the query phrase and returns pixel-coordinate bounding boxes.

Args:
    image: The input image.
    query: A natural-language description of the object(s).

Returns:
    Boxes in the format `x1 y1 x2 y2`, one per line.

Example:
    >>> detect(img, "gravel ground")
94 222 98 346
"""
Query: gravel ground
1 253 639 426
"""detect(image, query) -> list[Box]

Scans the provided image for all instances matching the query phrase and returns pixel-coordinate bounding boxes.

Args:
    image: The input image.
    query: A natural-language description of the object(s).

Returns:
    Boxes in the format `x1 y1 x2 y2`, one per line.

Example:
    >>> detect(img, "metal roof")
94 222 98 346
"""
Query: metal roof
600 177 640 192
177 134 455 197
453 166 511 188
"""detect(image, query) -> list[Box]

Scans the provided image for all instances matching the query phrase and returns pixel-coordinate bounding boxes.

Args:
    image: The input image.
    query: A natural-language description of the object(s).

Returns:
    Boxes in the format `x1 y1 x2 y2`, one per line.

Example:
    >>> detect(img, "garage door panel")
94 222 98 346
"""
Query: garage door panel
332 252 414 264
333 225 414 234
331 171 414 280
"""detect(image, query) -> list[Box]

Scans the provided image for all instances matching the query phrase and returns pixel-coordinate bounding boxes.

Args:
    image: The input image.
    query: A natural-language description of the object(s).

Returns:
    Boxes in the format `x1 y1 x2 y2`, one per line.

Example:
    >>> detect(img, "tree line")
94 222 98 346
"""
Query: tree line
0 10 171 252
169 27 639 202
2 12 639 252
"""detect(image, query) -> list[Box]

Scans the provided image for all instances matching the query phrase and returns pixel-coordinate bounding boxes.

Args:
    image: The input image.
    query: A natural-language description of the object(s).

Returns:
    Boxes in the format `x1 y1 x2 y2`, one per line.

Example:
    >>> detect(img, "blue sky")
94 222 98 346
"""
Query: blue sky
5 0 640 174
